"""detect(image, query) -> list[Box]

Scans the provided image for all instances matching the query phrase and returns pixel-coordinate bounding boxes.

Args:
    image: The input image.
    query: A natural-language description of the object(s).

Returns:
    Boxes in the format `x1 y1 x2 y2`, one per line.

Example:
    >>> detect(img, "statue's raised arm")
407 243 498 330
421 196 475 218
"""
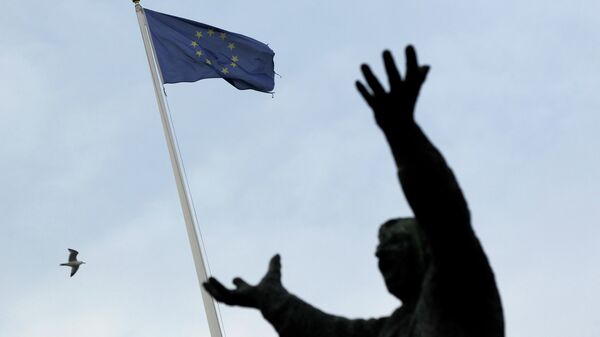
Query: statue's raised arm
357 46 504 336
357 46 471 266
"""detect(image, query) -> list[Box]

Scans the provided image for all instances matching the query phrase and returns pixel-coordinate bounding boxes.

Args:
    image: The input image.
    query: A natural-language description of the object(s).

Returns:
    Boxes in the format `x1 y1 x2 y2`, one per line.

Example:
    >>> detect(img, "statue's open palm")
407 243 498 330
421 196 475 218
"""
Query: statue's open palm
356 46 429 133
203 255 286 309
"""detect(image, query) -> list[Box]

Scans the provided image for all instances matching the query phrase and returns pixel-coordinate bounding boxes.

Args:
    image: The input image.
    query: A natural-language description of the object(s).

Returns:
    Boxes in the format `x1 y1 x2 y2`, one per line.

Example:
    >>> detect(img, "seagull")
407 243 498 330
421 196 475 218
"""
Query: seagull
60 248 85 277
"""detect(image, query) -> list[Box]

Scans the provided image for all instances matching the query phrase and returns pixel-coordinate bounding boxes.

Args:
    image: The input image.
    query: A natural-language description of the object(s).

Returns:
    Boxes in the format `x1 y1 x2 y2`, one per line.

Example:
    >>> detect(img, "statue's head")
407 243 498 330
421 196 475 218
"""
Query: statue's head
376 217 430 303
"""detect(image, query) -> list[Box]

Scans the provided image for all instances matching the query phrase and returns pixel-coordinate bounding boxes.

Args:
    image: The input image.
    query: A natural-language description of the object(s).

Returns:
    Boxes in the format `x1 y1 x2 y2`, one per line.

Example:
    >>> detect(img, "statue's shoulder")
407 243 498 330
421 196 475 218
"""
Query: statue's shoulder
412 262 504 337
375 306 417 337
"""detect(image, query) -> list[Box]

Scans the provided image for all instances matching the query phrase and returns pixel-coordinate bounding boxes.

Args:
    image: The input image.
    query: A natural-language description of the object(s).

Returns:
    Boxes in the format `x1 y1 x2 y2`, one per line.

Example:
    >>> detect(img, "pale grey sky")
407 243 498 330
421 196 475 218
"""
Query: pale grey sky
1 1 599 336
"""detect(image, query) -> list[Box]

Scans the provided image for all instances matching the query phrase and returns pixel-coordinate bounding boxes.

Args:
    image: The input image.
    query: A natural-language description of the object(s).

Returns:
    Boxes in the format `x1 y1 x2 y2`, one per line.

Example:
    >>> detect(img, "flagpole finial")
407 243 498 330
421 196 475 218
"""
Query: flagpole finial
132 0 140 4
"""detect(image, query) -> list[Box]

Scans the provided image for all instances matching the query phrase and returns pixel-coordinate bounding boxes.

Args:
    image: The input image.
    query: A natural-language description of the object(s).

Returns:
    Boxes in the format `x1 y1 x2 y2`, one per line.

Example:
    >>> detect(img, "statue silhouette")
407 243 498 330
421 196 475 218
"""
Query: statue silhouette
204 46 504 337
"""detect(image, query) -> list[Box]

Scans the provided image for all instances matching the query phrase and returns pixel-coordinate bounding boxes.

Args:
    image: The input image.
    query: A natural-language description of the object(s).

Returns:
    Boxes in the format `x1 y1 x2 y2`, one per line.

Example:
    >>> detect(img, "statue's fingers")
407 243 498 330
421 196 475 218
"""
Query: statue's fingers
233 277 251 289
361 64 386 96
356 81 375 108
265 254 282 282
203 277 236 305
419 65 430 84
405 45 419 82
383 50 402 89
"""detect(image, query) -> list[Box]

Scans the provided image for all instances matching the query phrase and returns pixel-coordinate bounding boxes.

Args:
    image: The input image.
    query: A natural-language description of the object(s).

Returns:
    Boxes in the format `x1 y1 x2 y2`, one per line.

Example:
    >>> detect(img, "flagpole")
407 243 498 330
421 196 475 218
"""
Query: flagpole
132 2 224 337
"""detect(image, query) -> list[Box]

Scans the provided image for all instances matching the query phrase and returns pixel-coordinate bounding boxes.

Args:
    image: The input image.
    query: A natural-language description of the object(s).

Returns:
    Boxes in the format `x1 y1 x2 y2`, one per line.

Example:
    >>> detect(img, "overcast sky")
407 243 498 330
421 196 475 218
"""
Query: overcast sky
1 1 599 336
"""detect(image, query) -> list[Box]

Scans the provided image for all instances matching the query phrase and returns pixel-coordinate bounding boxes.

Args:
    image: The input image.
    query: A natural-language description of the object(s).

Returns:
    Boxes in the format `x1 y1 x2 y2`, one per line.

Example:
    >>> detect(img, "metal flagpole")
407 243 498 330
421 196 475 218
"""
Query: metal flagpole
132 2 224 337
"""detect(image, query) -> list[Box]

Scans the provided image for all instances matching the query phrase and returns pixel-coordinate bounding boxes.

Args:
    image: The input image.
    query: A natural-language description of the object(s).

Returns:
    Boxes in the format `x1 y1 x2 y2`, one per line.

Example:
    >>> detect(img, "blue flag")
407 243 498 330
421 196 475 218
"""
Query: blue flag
144 9 275 93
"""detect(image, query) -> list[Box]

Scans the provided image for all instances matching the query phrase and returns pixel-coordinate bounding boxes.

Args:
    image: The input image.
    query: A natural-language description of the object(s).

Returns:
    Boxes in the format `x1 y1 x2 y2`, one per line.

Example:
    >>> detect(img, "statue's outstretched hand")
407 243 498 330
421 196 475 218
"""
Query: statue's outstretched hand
203 254 287 309
356 46 429 134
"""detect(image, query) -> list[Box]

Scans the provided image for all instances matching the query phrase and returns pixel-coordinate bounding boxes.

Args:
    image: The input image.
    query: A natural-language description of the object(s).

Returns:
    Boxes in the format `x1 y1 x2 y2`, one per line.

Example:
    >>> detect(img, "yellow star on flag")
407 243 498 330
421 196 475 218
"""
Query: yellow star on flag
220 32 227 40
206 59 212 65
227 43 236 50
222 67 229 74
230 62 237 68
231 55 239 63
191 41 198 47
195 31 203 38
196 51 203 57
207 29 215 36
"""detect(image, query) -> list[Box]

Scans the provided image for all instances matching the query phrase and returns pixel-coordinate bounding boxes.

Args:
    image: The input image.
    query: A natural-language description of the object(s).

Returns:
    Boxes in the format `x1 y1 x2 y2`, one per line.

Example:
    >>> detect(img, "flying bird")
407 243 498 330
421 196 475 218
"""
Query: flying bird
60 248 85 277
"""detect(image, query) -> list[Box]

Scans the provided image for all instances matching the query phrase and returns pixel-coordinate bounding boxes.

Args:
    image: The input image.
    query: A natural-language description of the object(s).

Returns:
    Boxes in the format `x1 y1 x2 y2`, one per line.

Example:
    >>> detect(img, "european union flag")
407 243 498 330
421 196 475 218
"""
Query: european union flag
144 9 275 93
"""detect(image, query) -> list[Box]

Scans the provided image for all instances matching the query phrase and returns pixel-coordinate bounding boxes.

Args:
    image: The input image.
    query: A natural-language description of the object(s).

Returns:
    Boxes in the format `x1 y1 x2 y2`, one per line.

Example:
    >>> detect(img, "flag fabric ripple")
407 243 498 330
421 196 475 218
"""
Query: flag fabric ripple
144 9 275 93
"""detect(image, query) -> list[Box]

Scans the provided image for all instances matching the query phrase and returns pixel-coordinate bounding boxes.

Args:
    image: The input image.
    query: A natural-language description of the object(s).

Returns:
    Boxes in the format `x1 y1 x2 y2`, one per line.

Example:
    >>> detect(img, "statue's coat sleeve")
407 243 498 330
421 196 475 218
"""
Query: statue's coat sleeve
261 293 388 337
392 125 504 336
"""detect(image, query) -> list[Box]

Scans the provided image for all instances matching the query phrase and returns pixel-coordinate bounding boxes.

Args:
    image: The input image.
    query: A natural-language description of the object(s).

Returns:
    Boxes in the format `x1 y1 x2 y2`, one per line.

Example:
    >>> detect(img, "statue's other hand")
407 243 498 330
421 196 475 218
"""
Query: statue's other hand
203 276 259 308
203 254 286 309
356 46 429 133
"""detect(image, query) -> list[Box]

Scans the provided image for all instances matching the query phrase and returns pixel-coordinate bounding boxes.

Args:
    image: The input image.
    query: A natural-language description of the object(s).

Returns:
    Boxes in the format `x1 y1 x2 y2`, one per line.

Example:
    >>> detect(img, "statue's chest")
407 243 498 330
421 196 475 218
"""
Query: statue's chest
378 313 415 337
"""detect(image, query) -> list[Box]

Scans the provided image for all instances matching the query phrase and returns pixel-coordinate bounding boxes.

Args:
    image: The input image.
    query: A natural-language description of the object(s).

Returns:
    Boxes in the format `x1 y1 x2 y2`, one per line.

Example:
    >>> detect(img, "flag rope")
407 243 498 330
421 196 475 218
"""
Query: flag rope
163 89 229 337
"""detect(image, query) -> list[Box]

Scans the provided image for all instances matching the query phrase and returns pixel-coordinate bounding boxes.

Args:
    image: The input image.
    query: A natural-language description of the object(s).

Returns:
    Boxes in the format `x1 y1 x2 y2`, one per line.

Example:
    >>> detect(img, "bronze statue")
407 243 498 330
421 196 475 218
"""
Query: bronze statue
204 46 504 337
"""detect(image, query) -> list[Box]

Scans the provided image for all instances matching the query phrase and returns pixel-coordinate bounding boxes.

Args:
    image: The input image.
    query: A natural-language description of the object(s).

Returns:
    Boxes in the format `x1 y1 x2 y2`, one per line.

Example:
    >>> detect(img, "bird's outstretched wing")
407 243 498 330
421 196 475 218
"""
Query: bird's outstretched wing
68 249 79 262
70 265 80 277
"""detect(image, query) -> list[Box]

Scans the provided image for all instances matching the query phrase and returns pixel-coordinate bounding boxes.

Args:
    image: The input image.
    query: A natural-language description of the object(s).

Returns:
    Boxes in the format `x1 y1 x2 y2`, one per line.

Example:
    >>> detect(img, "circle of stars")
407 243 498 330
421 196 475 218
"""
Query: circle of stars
189 28 239 75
